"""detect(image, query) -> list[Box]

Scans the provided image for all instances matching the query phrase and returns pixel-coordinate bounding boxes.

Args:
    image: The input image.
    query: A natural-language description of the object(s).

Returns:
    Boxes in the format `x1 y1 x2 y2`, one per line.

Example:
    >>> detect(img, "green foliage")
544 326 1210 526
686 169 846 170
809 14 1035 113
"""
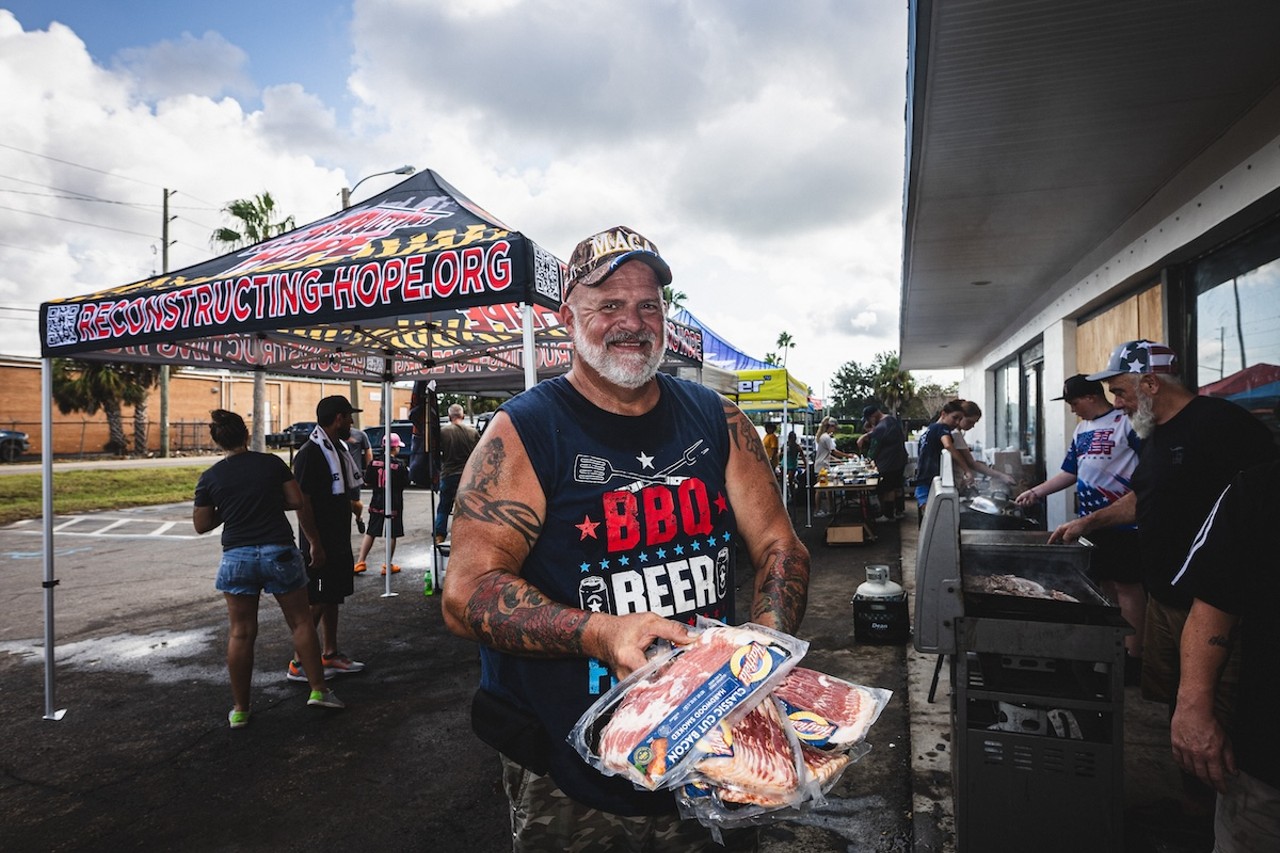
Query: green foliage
211 192 296 250
52 359 158 454
828 351 919 422
775 331 795 368
0 466 206 526
662 286 687 315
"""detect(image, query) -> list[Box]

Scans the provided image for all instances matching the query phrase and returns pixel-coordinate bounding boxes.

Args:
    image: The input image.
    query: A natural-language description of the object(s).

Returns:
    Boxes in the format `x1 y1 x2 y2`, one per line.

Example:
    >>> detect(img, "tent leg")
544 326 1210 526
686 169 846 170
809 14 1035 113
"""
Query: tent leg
380 370 398 598
41 358 66 721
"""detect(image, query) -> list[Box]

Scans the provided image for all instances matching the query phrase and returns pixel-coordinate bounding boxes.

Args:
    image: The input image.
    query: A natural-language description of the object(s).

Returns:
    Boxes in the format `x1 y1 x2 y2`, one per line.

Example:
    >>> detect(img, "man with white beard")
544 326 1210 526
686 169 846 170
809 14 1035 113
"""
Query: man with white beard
1050 339 1277 827
442 226 809 851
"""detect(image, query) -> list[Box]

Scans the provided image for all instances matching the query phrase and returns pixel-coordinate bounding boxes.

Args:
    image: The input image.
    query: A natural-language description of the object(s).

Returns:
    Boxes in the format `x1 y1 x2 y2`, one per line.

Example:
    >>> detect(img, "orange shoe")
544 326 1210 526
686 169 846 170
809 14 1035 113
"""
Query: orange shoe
380 563 402 576
353 561 367 574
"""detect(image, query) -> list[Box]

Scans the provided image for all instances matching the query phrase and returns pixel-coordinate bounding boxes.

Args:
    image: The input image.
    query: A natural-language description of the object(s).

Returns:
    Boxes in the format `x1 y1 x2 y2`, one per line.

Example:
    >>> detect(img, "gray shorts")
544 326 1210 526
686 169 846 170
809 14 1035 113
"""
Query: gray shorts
499 756 758 853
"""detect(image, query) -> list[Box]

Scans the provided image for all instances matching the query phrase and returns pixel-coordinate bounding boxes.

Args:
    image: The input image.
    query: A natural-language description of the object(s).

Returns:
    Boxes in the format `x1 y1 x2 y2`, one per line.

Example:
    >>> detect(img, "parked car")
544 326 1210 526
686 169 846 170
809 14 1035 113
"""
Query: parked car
266 421 316 449
363 421 414 462
0 428 30 462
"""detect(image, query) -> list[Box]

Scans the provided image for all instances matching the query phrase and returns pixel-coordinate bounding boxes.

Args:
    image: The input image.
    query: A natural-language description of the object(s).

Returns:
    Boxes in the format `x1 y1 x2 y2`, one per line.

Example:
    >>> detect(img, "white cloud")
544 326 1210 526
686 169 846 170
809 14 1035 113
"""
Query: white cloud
0 1 910 393
113 30 256 101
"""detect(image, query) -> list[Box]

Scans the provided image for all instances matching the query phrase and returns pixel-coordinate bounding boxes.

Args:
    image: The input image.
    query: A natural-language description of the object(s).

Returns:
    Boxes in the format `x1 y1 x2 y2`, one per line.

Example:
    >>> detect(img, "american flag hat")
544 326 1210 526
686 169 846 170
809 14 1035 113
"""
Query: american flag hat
1086 340 1179 381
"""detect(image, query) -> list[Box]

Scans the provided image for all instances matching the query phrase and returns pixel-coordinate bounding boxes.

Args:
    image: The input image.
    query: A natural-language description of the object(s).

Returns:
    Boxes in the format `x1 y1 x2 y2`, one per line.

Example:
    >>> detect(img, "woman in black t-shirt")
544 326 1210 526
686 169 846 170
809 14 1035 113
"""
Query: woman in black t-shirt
193 409 344 728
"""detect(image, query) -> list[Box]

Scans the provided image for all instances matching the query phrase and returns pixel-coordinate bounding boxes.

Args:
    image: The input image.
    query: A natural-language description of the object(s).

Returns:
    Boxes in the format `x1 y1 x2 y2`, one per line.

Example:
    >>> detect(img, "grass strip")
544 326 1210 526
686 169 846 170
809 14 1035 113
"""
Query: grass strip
0 467 206 526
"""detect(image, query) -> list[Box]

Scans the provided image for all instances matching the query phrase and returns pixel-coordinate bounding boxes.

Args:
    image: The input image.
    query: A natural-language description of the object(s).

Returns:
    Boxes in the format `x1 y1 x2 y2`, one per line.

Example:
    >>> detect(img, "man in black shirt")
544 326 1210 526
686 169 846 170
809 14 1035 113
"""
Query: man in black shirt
1051 340 1277 821
291 395 367 680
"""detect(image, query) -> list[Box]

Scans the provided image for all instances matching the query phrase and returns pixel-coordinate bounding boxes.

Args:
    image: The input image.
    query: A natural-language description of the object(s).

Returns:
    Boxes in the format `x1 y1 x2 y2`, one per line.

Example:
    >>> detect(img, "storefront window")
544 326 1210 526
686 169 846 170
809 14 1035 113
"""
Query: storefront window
1191 218 1280 440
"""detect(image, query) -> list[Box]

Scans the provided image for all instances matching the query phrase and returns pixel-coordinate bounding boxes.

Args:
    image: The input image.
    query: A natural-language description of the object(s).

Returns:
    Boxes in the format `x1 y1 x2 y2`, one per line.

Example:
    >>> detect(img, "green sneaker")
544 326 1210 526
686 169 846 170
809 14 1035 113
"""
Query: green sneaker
307 689 345 710
228 708 251 729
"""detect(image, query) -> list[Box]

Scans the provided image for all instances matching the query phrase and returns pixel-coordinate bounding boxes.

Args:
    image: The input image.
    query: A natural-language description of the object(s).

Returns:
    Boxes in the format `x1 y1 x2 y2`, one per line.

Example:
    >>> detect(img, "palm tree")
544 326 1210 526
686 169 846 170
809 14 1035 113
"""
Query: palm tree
52 359 155 455
871 352 916 414
211 191 296 451
776 331 795 368
211 192 296 250
662 285 687 316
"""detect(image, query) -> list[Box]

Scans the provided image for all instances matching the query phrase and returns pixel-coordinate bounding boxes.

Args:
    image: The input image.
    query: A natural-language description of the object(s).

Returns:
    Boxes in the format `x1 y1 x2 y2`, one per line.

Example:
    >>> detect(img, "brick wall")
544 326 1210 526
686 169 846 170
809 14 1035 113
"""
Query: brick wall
0 358 412 457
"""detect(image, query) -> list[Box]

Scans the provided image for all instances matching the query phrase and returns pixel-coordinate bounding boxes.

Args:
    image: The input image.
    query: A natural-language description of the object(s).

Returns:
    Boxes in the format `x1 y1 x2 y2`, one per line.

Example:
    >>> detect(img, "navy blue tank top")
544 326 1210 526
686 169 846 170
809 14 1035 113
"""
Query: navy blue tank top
480 372 739 815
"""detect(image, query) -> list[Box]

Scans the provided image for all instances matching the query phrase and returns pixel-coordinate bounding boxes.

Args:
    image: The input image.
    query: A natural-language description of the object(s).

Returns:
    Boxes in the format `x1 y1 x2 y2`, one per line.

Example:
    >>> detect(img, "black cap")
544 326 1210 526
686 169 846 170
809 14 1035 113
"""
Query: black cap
1052 374 1105 401
316 395 361 424
861 404 881 421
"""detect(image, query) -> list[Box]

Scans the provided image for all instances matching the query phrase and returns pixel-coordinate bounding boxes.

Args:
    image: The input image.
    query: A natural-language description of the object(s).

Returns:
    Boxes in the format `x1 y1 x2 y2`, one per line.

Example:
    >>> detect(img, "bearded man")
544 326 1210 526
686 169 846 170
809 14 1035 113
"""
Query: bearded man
1050 340 1276 825
442 226 809 852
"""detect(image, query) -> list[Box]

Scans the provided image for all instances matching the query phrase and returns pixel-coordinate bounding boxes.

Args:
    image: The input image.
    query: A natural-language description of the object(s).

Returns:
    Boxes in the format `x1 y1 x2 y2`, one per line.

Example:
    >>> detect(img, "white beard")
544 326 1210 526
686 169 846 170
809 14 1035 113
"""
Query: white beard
571 321 665 389
1131 386 1157 439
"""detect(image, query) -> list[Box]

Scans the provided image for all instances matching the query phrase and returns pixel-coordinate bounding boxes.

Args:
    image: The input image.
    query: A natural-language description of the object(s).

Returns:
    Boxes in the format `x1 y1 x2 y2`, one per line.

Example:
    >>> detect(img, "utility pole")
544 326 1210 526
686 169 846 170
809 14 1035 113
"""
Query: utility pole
159 189 175 457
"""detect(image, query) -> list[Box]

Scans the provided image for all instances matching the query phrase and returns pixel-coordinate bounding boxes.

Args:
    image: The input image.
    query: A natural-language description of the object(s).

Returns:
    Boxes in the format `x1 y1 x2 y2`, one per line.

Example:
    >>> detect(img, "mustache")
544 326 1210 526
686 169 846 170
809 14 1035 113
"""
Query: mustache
605 331 656 346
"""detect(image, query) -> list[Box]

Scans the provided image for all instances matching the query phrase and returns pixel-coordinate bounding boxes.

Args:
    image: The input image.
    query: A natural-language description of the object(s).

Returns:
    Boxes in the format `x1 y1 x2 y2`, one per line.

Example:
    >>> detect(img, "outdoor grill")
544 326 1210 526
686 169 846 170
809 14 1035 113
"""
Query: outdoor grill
914 467 1131 853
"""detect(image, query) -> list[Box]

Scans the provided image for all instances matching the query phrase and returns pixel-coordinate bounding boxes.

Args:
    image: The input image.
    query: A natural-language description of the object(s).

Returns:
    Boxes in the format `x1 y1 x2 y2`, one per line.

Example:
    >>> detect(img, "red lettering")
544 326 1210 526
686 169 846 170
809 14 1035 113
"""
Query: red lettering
459 246 486 294
642 485 678 545
403 255 426 301
678 480 713 535
603 490 641 550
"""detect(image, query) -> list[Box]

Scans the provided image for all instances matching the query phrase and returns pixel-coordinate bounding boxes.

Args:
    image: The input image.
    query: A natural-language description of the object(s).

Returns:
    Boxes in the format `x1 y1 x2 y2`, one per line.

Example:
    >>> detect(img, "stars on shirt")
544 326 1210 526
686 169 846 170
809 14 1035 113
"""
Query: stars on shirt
576 515 600 539
637 451 655 469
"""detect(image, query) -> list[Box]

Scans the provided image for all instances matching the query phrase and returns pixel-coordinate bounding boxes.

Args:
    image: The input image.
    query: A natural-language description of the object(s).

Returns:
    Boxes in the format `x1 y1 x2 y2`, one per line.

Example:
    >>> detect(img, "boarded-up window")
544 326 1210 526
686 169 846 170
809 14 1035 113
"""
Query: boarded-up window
1076 284 1164 375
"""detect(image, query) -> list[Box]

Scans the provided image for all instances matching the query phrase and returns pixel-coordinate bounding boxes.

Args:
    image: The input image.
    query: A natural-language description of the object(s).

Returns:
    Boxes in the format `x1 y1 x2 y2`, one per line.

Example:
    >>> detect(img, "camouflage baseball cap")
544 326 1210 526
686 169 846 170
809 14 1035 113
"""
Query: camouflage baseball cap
1086 340 1179 381
563 226 672 300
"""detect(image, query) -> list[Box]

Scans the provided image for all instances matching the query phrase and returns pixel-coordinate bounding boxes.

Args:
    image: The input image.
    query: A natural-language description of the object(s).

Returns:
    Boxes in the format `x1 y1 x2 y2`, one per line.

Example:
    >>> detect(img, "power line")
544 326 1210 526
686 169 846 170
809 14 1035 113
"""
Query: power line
0 142 224 209
0 204 156 240
0 141 161 188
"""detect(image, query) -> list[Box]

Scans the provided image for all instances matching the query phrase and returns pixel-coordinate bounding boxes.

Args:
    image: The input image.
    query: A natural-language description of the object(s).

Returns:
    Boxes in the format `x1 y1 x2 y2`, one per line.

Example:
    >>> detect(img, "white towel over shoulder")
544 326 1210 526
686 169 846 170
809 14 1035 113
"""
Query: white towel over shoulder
309 424 361 495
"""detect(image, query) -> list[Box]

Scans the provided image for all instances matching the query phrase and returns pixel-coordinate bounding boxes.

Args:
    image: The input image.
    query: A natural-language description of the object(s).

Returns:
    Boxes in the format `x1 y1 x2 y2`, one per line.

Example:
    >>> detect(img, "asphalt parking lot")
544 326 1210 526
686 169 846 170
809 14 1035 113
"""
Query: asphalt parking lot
0 486 913 852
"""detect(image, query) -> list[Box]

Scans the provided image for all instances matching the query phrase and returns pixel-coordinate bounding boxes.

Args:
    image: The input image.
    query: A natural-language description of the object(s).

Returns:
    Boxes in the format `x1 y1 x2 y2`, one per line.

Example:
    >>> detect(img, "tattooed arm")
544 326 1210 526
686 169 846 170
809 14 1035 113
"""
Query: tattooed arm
1171 599 1239 793
440 412 692 677
721 399 810 634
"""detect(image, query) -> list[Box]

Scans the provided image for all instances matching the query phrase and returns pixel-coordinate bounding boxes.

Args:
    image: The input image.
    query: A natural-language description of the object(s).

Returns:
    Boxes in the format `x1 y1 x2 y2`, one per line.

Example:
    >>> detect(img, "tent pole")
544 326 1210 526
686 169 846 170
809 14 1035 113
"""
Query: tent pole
41 358 65 721
521 302 537 390
381 363 397 598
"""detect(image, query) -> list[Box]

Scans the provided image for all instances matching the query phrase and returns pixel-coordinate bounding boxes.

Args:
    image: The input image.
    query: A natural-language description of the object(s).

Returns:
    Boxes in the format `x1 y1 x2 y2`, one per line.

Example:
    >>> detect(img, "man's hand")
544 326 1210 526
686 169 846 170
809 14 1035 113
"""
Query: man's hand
1171 700 1236 793
587 612 695 679
306 541 327 569
1014 488 1040 508
1047 515 1091 544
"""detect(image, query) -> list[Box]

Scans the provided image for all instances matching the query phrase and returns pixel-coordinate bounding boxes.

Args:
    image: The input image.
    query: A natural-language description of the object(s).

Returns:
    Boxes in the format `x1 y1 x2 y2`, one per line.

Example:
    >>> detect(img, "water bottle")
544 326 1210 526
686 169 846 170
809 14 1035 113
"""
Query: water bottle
423 569 434 596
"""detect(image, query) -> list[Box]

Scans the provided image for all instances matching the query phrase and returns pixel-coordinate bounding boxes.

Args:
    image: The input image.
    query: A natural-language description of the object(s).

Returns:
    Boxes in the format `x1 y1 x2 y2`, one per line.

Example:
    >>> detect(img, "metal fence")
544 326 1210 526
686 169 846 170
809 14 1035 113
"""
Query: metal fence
0 419 223 460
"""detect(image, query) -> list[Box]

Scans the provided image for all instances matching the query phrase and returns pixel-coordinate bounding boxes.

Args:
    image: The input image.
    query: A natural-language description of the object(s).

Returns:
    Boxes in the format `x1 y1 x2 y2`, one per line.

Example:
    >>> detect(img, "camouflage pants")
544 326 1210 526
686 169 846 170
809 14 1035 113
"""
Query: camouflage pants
500 756 758 853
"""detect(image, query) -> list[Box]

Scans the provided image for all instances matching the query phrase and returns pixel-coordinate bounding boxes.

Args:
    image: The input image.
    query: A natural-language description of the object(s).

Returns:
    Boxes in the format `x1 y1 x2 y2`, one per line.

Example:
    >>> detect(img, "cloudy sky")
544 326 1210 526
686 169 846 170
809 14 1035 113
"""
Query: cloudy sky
0 0 911 396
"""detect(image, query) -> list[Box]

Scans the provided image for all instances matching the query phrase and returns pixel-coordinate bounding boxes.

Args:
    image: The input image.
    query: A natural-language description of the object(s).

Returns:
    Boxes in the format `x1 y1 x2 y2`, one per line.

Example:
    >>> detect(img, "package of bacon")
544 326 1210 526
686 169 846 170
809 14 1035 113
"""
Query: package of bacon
675 669 892 831
569 618 809 792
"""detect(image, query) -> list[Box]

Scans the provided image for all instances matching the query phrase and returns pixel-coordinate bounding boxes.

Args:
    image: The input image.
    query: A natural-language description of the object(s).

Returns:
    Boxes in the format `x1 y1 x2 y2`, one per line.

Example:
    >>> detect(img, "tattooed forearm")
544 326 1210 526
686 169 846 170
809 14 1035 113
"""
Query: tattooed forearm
753 549 810 634
465 572 594 656
722 401 770 466
454 491 542 548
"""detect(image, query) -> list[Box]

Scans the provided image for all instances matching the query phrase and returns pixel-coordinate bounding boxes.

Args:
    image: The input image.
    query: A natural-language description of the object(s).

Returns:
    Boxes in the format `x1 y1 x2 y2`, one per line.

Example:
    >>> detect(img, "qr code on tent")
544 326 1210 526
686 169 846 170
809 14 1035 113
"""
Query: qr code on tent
45 305 81 347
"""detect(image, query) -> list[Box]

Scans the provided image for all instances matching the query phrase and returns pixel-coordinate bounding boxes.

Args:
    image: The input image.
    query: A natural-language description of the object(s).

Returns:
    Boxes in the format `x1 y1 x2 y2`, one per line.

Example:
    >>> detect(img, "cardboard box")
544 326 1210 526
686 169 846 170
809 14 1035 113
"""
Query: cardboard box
991 451 1025 480
827 522 875 545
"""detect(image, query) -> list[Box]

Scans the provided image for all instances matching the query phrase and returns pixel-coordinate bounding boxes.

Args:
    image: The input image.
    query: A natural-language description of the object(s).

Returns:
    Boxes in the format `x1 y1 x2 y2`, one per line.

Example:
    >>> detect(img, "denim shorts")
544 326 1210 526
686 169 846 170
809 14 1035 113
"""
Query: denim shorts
216 544 308 596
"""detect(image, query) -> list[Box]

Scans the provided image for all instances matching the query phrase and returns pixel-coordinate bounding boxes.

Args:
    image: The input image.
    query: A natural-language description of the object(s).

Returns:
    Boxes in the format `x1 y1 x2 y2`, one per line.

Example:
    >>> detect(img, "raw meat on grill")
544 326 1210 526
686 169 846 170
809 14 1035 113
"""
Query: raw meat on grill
695 698 799 805
773 667 883 745
596 625 785 789
965 573 1080 602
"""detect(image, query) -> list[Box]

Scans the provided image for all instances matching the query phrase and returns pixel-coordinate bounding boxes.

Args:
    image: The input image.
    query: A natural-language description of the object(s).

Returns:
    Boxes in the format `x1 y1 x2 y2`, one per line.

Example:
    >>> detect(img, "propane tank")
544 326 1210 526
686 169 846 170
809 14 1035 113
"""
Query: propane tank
853 565 909 643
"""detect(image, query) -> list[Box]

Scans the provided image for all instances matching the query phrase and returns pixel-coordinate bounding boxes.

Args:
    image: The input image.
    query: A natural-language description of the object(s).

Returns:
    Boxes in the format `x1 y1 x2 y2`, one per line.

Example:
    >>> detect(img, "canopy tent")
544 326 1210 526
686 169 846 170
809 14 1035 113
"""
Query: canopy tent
32 169 699 720
1200 363 1280 411
734 368 812 413
670 307 771 372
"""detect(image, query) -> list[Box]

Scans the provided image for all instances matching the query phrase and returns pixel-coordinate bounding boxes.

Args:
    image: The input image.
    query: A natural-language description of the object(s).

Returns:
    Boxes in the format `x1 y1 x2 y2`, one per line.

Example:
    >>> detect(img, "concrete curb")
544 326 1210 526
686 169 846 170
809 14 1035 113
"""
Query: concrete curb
902 519 956 853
